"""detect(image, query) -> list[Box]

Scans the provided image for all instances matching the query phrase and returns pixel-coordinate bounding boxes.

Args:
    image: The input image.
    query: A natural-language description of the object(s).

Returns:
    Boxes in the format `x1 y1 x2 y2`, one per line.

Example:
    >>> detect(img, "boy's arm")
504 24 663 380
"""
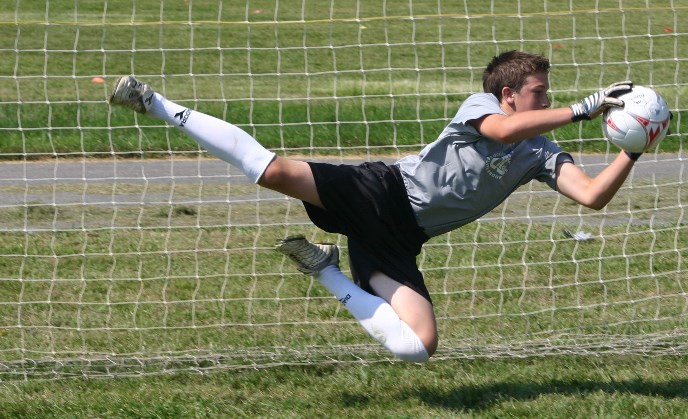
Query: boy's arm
474 108 574 144
555 152 636 210
474 81 633 144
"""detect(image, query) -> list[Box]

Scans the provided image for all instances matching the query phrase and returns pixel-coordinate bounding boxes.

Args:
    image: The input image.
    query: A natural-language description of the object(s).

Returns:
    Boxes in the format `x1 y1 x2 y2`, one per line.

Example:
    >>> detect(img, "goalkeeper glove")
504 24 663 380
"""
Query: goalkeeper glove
624 150 642 161
570 81 633 122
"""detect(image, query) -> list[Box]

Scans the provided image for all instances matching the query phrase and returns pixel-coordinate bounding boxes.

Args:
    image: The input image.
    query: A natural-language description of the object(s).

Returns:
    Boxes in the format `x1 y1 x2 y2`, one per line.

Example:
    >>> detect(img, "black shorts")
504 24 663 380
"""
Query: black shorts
303 161 432 303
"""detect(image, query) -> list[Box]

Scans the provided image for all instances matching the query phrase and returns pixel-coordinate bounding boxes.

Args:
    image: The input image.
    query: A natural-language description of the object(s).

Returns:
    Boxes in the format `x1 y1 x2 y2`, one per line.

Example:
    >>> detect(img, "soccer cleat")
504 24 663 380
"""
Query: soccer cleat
275 235 339 276
109 75 154 114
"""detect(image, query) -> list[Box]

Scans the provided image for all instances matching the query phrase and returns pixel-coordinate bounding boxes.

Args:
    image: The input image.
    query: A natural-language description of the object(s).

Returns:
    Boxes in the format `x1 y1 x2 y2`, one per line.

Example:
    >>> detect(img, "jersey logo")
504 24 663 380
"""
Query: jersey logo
486 152 511 180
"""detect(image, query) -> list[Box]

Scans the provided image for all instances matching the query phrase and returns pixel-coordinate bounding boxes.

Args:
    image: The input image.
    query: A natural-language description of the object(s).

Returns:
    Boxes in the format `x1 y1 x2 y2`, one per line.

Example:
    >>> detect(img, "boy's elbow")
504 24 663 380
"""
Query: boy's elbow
569 192 609 210
580 198 608 211
490 131 522 144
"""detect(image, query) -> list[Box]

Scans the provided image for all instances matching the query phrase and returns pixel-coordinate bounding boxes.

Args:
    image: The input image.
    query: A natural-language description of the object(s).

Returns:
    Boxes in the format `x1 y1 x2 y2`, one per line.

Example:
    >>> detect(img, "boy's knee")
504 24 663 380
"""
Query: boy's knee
396 346 430 363
386 320 436 363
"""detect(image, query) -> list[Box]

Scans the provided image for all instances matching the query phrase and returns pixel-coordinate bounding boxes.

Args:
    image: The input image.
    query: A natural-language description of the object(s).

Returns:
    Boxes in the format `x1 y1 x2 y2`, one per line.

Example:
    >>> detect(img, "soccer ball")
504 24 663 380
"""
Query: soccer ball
602 86 671 153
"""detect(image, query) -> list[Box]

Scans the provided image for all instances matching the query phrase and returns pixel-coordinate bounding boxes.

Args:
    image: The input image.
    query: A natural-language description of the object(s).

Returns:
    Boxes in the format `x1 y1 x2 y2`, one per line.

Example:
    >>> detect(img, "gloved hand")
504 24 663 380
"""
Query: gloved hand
570 81 633 122
624 150 642 161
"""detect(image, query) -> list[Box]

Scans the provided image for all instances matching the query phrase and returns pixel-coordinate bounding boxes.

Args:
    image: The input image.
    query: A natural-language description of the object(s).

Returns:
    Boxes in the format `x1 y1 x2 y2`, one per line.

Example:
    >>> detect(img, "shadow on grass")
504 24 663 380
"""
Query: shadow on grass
405 378 688 411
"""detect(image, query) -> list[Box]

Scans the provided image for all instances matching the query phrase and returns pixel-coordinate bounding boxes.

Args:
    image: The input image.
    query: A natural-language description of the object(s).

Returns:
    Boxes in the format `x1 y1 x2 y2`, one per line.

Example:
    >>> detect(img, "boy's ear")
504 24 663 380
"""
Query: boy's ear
502 86 516 105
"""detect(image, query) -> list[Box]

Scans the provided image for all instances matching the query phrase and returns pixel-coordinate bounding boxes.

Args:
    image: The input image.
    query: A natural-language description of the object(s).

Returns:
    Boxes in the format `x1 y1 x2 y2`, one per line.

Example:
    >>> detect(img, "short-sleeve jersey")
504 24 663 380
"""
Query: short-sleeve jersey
396 93 573 237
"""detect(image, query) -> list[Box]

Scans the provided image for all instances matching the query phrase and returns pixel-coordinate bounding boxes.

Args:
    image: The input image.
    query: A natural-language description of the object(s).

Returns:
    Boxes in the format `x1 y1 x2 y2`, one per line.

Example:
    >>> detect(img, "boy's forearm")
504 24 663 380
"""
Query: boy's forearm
586 152 636 209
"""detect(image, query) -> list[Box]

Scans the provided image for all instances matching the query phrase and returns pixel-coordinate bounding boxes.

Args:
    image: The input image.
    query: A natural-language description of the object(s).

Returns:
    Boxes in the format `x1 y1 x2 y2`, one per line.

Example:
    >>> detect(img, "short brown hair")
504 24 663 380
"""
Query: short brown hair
482 51 550 100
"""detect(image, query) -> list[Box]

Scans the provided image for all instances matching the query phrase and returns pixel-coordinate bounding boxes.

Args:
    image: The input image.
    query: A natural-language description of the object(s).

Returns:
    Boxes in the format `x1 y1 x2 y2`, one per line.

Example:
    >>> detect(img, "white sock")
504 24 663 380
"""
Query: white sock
318 265 429 362
145 93 275 183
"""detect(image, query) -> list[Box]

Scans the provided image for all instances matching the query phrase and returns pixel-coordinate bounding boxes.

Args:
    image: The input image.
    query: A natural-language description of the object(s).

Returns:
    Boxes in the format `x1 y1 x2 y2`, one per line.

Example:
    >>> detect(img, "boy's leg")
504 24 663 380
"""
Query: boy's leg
318 266 434 362
109 76 274 183
258 157 323 208
277 236 433 362
109 76 322 206
368 272 438 355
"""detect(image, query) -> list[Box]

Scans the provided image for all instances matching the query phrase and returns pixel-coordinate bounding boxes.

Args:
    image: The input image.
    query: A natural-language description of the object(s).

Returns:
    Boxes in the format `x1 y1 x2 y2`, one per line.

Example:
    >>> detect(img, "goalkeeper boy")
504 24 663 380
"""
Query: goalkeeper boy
109 50 640 362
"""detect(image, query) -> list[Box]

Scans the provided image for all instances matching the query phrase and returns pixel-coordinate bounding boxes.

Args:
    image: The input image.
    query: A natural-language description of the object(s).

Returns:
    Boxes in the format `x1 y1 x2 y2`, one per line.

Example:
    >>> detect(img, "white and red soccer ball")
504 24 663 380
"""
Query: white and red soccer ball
602 85 671 153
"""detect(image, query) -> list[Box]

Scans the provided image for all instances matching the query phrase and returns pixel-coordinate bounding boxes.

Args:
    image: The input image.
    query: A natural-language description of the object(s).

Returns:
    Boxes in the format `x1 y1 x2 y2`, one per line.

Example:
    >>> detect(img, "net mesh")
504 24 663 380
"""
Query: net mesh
0 0 686 380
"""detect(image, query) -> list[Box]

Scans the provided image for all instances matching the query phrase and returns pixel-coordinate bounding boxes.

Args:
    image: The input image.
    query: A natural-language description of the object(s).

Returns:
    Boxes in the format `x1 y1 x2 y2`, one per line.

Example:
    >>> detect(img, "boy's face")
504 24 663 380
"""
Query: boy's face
510 73 550 112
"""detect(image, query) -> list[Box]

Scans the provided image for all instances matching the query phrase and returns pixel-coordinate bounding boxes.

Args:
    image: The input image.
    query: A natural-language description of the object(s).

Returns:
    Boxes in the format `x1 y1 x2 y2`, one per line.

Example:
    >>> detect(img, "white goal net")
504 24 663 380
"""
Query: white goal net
0 0 686 379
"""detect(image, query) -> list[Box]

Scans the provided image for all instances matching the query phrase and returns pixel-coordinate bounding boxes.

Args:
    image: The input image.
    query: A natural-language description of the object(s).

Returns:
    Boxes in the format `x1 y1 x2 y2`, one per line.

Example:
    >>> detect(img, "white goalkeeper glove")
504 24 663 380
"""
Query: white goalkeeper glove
570 81 633 122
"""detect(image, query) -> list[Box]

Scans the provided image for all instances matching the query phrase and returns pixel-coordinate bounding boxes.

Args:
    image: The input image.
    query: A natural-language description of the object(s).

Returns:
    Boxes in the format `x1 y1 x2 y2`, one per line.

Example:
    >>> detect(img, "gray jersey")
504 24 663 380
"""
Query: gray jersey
397 93 573 237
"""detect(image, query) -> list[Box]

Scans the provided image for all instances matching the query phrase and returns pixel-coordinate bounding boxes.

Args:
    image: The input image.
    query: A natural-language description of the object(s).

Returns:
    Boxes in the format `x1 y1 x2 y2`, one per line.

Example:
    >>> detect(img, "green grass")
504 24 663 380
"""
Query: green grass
0 0 685 158
3 356 688 417
1 0 688 417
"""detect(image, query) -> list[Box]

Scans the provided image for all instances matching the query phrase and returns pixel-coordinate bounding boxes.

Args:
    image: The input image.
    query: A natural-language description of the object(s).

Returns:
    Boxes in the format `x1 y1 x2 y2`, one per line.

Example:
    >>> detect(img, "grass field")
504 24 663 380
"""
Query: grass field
3 356 688 417
1 0 686 158
1 0 687 417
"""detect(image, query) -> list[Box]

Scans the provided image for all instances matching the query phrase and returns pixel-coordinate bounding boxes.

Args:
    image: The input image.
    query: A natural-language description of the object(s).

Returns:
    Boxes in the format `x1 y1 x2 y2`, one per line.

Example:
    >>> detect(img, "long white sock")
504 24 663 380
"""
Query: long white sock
144 92 275 183
318 266 429 362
